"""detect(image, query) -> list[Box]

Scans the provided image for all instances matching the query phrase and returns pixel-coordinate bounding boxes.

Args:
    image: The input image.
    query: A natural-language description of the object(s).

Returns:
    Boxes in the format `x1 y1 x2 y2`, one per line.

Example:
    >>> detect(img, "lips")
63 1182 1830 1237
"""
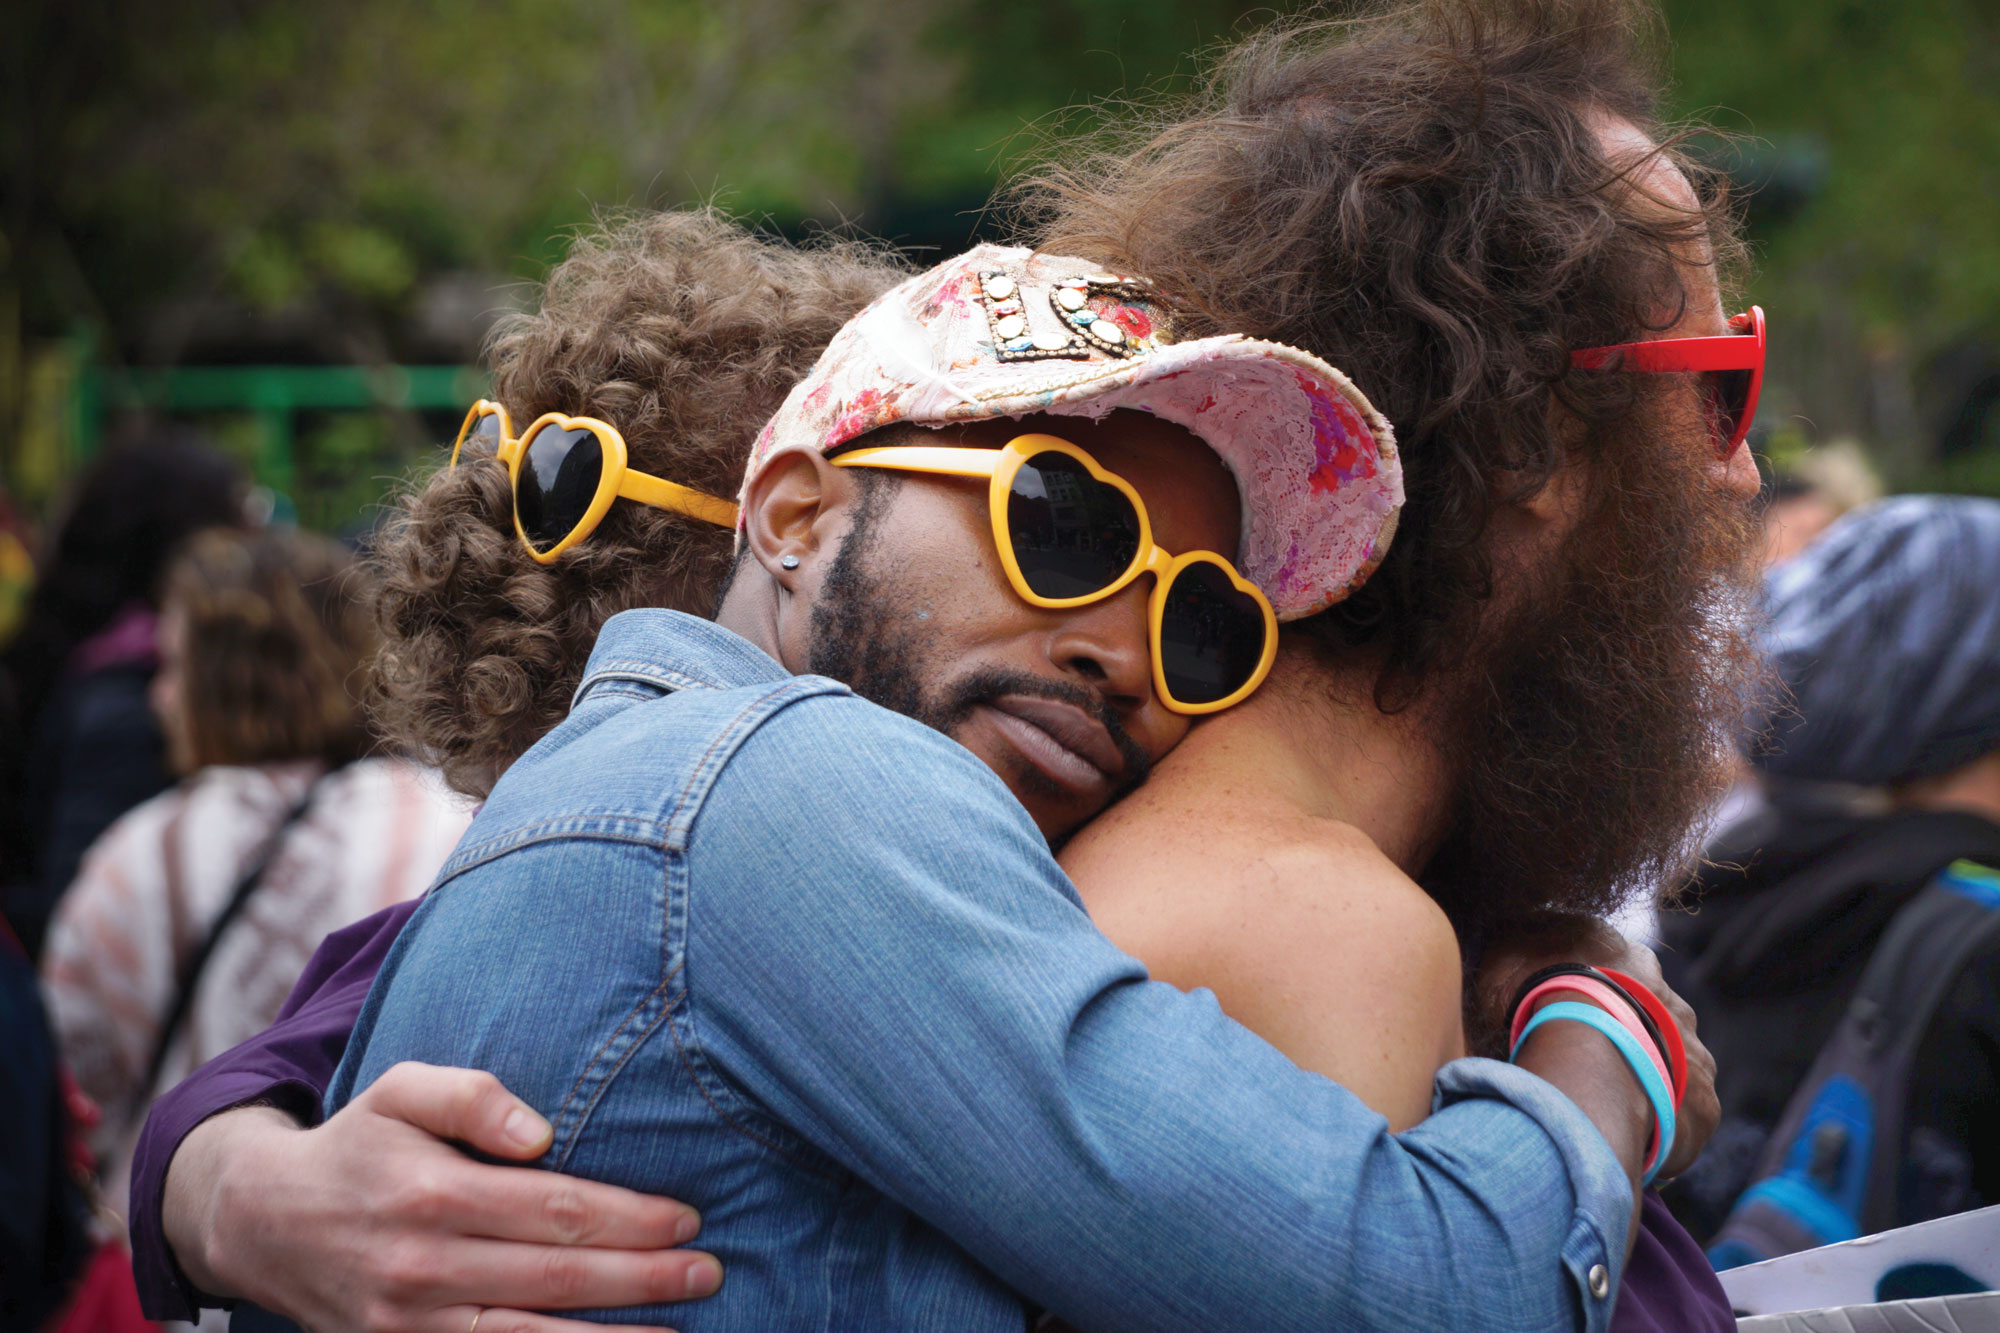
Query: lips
981 694 1127 793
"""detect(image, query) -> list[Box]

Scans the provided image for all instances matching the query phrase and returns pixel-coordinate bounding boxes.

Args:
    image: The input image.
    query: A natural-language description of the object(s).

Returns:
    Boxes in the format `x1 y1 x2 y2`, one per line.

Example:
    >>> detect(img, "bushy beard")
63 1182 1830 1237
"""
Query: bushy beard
1420 421 1765 960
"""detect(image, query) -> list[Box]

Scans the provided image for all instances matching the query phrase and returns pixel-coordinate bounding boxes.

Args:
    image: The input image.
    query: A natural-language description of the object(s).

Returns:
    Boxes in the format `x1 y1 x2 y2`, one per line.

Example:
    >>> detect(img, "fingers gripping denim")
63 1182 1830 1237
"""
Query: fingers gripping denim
328 610 1631 1332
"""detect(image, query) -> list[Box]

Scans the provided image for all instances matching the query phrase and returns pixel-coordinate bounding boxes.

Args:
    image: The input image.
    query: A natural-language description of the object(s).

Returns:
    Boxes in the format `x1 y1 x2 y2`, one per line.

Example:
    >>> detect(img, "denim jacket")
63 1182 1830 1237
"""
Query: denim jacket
328 610 1634 1332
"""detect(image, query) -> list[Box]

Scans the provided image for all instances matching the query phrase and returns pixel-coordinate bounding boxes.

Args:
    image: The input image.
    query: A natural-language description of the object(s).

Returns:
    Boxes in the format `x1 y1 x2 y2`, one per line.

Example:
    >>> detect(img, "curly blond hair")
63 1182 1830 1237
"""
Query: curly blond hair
369 209 908 796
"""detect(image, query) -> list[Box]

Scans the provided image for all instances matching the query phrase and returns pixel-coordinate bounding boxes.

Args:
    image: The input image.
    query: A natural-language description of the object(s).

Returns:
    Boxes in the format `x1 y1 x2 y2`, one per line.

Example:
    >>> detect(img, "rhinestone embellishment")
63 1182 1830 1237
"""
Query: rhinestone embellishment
977 269 1161 362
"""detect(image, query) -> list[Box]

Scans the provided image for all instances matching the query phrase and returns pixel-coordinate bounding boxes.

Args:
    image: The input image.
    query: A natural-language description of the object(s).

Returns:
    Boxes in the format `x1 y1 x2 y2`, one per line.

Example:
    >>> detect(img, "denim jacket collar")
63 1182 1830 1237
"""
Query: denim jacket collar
571 609 789 706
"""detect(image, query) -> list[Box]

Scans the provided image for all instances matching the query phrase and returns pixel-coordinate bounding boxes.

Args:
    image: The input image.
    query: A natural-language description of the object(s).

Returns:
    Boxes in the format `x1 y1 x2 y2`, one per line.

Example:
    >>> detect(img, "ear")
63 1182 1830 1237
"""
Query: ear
1483 452 1595 585
738 448 855 592
1509 463 1592 530
1493 402 1595 546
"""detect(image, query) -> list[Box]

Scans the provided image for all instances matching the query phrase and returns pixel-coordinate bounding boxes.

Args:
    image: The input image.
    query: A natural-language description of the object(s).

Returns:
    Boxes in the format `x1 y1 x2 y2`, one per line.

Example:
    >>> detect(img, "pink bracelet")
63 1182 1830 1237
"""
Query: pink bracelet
1509 974 1673 1096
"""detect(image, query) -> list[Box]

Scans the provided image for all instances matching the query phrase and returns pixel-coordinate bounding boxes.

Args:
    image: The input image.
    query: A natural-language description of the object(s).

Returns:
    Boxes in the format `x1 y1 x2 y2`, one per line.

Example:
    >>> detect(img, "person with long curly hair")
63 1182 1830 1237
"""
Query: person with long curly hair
368 213 911 802
136 208 921 1329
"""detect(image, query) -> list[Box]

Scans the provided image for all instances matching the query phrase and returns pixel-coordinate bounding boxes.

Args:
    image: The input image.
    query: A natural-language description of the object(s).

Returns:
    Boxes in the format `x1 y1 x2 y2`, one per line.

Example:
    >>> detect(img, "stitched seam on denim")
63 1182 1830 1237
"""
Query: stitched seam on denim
435 816 670 883
558 990 683 1173
661 681 803 844
659 677 848 850
577 681 659 703
572 662 710 706
548 964 684 1172
550 961 678 1135
663 984 842 1183
659 839 838 1178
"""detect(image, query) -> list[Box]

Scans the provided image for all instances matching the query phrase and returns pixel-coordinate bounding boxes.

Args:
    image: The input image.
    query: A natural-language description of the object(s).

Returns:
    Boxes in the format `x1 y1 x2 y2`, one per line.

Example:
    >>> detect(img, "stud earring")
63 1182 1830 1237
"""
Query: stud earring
780 554 801 570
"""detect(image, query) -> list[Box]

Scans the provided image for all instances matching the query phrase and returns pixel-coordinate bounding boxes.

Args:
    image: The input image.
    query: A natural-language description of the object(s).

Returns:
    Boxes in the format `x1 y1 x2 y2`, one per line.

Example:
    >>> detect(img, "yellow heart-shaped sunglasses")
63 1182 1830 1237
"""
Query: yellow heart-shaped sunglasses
833 434 1277 714
450 400 738 563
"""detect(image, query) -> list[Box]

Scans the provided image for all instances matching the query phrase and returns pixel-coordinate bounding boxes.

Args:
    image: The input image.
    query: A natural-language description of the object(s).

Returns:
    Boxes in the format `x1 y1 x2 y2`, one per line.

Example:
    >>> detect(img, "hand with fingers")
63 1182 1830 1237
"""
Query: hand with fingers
1474 912 1722 1186
163 1061 723 1333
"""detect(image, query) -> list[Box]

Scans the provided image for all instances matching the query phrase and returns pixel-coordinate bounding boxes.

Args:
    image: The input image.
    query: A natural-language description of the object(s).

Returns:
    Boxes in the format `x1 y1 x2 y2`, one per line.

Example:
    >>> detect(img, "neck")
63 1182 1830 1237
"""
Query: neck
1180 639 1456 876
715 571 792 669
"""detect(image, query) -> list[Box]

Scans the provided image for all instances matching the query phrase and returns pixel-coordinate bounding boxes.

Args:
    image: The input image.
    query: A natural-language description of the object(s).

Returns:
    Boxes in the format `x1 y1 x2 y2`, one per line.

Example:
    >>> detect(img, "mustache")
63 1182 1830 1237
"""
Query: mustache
939 666 1153 790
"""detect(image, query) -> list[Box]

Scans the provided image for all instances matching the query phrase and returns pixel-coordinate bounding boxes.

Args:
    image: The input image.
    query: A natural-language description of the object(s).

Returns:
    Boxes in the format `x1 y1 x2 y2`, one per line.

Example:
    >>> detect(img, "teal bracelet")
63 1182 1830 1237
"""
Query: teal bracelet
1511 999 1676 1185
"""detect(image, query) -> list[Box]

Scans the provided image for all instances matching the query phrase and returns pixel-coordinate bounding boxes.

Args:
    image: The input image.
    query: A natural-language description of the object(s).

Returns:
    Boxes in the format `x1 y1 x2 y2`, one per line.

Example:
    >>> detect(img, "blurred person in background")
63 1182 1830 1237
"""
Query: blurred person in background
1759 438 1882 567
1662 496 2000 1249
0 429 248 958
39 525 471 1223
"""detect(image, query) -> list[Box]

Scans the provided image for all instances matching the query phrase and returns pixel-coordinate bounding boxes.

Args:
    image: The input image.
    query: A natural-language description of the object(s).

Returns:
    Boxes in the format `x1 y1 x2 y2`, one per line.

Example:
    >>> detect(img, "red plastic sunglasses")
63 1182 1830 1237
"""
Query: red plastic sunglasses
1571 305 1765 457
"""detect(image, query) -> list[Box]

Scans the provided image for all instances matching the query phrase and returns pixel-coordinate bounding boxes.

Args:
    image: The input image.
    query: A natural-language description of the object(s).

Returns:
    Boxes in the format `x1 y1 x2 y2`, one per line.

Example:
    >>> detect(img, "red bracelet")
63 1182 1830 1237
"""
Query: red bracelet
1509 974 1673 1098
1597 968 1687 1105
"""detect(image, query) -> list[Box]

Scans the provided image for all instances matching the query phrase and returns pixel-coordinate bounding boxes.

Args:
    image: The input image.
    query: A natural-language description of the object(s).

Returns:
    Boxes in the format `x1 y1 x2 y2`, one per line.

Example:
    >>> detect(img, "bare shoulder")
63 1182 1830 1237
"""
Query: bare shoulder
1062 773 1465 1123
1064 775 1457 969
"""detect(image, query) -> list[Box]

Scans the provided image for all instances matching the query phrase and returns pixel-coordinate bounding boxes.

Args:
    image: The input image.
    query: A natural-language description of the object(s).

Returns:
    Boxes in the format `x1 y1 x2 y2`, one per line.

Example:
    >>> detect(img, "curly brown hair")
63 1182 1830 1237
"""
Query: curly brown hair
369 209 908 797
1021 0 1745 701
164 527 376 772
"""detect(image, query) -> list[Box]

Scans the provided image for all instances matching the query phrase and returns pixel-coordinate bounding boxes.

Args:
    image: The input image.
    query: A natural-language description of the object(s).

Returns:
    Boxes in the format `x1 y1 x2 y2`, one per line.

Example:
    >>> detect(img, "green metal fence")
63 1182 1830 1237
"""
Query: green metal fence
81 363 488 492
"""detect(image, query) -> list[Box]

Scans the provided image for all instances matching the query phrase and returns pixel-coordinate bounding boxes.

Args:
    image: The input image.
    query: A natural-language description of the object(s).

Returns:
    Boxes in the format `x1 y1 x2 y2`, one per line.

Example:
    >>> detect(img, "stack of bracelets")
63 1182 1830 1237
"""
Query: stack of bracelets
1506 965 1688 1186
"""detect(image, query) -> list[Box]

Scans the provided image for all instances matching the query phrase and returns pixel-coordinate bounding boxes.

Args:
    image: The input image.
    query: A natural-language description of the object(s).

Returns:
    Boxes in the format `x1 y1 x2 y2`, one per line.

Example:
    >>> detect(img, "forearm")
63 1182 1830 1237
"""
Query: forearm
161 1105 302 1300
739 979 1636 1332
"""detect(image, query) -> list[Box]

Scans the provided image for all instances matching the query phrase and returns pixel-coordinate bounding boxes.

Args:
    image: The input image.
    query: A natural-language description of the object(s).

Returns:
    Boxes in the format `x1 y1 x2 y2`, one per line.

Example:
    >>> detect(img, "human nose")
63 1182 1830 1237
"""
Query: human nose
1711 439 1760 502
1045 577 1162 718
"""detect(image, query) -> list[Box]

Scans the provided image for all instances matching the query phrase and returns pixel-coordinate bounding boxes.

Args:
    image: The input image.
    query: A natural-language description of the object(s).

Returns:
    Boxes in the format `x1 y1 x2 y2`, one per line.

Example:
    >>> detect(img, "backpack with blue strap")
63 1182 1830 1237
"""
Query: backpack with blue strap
1707 859 2000 1269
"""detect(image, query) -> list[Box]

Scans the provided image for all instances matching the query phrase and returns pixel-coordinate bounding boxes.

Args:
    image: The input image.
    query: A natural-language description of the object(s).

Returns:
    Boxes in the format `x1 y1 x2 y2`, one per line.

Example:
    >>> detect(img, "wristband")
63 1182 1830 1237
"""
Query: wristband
1506 962 1679 1103
1509 975 1672 1098
1506 963 1604 1027
1597 967 1688 1106
1512 1000 1677 1184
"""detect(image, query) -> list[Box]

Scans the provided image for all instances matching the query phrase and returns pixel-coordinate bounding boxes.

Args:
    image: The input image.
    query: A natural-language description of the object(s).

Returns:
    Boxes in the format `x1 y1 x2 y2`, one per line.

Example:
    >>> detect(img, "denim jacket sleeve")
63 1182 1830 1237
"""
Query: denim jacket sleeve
680 697 1633 1333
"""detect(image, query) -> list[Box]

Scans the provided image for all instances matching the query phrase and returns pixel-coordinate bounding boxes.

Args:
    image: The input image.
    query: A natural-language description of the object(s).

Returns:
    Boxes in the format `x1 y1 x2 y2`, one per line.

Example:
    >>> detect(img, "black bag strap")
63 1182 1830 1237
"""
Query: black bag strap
134 768 337 1110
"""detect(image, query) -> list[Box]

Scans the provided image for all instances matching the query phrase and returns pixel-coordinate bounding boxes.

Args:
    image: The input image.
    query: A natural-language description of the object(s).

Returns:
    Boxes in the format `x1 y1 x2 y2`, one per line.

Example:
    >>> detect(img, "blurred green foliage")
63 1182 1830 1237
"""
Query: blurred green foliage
5 0 1999 522
1661 0 2000 478
1667 0 2000 339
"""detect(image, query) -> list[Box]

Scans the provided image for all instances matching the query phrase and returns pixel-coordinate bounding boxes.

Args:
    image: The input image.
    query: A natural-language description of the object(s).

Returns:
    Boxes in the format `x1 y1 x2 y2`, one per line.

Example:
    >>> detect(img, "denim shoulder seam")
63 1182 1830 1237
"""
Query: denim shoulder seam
434 813 671 885
658 675 849 850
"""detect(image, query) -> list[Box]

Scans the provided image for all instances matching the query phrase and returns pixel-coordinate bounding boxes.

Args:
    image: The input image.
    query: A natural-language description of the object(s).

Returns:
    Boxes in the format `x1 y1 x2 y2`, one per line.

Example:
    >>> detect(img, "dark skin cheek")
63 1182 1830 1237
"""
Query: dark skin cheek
865 492 1125 839
876 482 1038 654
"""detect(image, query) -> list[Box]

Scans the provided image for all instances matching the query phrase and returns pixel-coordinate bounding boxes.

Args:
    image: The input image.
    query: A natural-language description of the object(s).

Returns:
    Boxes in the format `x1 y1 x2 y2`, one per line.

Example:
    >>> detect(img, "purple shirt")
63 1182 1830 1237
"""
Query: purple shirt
128 899 1733 1330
